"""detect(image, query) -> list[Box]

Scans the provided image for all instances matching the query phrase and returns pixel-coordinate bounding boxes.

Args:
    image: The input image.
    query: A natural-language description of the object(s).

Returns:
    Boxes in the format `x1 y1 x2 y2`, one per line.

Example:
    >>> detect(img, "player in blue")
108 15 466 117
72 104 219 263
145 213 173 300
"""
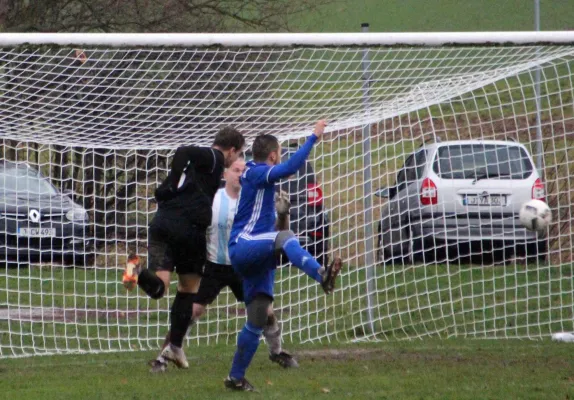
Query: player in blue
224 120 343 391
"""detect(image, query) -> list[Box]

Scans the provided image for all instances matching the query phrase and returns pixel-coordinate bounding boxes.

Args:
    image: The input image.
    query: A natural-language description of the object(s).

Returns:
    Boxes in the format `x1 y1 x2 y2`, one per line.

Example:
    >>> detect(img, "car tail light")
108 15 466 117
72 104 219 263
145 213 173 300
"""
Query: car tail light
307 183 323 206
420 177 437 205
309 231 323 238
532 178 545 201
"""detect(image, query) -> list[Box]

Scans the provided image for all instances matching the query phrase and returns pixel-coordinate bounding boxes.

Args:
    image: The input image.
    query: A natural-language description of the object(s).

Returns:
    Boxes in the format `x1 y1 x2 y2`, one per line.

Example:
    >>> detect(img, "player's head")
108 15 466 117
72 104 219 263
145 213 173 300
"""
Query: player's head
224 158 245 192
213 126 245 168
252 134 281 166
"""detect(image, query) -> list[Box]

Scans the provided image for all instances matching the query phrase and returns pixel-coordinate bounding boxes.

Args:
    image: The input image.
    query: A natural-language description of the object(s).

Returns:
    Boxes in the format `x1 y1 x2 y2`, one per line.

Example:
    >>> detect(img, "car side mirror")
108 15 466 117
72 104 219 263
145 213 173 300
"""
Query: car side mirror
375 187 389 198
375 186 397 199
62 189 77 200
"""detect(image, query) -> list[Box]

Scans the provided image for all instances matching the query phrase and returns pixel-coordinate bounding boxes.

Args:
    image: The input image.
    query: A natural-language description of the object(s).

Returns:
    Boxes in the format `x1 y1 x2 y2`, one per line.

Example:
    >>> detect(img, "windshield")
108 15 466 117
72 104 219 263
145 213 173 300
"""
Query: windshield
0 167 58 196
432 144 533 180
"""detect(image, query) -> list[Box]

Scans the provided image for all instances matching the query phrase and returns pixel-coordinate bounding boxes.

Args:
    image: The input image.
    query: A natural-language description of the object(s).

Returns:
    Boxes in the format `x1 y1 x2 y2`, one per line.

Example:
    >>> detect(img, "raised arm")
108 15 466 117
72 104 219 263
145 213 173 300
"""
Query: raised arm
266 120 326 184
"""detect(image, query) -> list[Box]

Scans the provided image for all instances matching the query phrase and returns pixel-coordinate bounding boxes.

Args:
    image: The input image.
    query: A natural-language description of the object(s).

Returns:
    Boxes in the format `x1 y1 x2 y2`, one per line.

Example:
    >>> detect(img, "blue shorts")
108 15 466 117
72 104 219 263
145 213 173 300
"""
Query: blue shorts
229 233 279 305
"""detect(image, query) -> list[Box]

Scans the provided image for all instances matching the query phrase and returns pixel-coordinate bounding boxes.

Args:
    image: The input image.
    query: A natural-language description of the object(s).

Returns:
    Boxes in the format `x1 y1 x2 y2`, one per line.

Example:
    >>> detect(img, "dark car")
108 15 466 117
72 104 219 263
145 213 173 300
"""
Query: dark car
0 162 94 266
278 146 330 266
242 147 330 266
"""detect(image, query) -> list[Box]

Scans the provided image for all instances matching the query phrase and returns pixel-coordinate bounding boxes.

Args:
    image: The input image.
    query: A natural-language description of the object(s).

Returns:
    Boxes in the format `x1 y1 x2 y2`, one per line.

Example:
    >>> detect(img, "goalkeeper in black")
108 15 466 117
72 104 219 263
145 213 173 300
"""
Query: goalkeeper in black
122 126 244 368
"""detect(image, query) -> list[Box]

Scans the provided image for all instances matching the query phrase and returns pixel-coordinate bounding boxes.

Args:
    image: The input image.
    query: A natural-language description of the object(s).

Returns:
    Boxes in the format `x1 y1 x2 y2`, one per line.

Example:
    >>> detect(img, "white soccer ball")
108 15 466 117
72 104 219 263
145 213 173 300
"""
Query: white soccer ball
519 199 552 232
551 332 574 342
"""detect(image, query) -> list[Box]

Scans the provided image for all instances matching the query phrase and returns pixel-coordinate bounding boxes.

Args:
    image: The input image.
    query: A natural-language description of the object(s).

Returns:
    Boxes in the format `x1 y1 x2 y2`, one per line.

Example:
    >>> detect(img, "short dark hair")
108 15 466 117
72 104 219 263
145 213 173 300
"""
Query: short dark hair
252 134 280 162
213 126 245 151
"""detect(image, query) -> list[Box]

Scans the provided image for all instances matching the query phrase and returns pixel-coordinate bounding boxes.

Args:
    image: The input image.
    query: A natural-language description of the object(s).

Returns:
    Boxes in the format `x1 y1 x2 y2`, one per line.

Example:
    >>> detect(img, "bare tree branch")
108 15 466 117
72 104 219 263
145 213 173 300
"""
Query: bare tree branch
0 0 335 33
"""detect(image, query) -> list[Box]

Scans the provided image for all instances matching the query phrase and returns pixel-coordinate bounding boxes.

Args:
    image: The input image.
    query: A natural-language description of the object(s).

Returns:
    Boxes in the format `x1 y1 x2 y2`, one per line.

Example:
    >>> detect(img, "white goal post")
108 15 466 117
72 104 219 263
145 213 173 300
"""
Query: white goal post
0 32 573 358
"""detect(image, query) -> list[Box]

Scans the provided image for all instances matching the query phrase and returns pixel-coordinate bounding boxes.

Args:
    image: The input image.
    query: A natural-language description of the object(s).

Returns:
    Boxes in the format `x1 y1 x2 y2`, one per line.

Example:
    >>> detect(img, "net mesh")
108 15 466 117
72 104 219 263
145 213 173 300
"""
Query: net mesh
1 42 573 357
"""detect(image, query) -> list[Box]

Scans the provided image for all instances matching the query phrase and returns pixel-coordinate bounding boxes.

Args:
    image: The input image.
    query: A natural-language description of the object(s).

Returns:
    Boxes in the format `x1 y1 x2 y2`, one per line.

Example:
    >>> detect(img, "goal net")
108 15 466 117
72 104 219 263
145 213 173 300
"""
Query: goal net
1 32 573 357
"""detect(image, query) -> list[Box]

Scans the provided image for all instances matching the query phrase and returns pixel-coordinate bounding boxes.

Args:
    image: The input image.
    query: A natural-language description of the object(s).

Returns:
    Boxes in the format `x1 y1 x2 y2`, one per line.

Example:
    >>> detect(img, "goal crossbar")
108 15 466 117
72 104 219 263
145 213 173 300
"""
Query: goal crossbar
1 31 574 47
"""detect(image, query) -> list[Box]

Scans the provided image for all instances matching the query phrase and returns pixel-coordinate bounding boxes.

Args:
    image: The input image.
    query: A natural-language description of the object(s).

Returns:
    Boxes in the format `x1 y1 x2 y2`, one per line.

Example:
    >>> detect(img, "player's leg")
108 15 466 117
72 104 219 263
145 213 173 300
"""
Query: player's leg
160 302 207 347
227 268 297 369
150 301 208 373
275 230 343 294
122 220 171 299
161 224 208 369
265 309 299 368
226 291 273 391
158 273 199 369
151 265 221 373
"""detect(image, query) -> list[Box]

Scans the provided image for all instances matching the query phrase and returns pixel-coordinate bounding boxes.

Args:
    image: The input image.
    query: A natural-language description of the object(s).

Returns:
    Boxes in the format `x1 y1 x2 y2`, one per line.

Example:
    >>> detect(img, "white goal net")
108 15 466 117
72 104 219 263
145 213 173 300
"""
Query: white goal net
1 32 573 357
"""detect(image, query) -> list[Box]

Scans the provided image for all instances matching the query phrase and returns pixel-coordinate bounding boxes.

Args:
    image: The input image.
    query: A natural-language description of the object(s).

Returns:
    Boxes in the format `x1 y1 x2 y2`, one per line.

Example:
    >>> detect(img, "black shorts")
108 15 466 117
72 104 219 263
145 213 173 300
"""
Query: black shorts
194 261 244 305
147 212 207 276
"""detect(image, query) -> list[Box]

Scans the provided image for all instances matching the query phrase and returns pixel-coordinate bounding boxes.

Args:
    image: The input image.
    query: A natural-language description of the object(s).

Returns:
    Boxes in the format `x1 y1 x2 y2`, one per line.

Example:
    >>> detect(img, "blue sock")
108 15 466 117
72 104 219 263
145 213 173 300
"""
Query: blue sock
282 237 323 283
229 322 262 380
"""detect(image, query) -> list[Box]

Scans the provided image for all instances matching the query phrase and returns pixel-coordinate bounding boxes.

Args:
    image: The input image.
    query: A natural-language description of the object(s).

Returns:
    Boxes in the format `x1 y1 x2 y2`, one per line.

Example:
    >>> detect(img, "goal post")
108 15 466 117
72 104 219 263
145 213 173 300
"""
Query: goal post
1 32 573 358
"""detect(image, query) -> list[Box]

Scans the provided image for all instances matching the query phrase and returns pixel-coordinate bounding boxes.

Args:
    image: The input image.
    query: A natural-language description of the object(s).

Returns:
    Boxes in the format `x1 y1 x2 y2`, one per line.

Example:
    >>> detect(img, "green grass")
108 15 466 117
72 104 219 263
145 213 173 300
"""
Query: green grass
2 339 574 399
2 261 573 357
274 1 574 141
292 0 574 33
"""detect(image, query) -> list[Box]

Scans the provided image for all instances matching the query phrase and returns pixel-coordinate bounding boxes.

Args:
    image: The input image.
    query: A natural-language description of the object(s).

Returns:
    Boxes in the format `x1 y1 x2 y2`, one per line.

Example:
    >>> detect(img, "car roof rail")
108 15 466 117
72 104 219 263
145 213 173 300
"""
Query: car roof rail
504 135 517 142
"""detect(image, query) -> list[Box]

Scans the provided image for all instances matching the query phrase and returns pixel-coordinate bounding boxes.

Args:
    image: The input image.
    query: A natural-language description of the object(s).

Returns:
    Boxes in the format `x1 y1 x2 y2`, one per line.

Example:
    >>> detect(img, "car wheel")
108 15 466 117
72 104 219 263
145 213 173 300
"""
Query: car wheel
380 226 410 266
517 239 548 264
4 261 23 268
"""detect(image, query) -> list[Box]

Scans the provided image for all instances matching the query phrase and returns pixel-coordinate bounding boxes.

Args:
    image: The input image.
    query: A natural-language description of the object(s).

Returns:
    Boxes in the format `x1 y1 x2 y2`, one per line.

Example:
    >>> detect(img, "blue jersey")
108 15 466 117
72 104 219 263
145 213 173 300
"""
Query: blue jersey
229 134 318 245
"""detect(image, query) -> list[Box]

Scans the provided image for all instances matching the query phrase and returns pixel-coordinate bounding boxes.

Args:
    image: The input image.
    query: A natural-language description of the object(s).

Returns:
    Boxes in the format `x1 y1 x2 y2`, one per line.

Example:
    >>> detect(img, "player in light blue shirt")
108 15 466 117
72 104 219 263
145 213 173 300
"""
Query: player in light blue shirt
224 120 343 391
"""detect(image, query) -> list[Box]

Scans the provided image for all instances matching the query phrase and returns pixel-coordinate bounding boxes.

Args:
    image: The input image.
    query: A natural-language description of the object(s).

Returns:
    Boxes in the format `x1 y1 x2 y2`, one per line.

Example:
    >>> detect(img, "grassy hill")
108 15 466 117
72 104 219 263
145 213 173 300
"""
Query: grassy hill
291 0 574 32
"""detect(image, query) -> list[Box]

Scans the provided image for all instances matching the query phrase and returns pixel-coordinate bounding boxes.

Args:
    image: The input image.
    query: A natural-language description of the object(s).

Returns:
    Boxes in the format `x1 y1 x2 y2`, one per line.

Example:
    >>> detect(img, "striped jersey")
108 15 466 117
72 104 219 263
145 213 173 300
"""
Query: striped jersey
229 134 318 245
206 188 238 265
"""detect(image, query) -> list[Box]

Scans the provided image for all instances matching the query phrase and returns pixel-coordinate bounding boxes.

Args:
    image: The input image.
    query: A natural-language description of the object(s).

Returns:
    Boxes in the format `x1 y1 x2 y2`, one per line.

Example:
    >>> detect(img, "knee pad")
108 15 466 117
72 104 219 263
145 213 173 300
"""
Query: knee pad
266 313 277 327
247 294 273 329
275 230 296 253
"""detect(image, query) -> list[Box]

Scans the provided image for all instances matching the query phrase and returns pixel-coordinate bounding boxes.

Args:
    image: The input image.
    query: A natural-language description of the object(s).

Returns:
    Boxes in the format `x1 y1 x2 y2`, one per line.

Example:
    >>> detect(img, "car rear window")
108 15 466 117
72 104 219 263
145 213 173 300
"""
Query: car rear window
432 144 533 180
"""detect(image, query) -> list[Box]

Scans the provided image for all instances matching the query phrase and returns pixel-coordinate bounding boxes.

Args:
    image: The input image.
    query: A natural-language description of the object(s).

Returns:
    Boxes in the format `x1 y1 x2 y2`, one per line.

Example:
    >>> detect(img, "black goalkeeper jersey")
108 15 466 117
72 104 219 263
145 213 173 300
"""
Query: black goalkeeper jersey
154 145 225 227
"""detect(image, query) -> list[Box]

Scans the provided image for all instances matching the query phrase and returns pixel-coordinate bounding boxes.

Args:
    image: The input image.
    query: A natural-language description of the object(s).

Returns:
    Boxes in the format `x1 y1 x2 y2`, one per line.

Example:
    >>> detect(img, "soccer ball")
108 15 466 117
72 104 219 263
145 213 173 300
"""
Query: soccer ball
519 199 551 232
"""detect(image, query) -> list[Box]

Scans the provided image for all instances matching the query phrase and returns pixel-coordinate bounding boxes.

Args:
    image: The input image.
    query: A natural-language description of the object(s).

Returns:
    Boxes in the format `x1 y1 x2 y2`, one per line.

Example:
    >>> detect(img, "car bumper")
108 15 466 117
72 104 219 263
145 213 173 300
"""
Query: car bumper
413 214 540 242
0 238 94 256
0 222 94 258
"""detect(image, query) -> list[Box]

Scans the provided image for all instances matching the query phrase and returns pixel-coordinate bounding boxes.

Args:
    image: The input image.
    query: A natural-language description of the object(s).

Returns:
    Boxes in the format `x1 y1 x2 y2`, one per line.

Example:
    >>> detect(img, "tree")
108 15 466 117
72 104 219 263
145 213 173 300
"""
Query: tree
0 0 331 33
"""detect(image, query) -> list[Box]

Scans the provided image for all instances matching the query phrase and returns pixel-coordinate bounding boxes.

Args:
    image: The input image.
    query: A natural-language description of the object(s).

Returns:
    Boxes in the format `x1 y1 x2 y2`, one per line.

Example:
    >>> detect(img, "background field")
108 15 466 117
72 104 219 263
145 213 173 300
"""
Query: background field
293 0 574 32
3 2 574 399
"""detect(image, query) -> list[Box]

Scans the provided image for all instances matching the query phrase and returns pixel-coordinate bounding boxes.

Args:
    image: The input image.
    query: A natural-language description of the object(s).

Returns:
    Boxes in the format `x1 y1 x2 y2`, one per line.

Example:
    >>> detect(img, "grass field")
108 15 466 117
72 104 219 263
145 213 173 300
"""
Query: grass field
2 260 573 356
292 0 574 33
2 339 574 399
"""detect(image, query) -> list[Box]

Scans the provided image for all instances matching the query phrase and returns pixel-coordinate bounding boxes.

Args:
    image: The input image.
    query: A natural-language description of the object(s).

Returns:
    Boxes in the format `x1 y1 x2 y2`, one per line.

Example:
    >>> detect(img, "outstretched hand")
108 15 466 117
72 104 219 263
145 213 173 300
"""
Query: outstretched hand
313 120 327 141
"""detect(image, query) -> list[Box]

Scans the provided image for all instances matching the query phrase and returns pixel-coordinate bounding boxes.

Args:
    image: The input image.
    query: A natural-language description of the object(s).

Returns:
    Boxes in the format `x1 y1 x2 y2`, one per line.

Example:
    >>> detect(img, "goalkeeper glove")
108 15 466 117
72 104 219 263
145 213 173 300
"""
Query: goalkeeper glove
274 190 291 216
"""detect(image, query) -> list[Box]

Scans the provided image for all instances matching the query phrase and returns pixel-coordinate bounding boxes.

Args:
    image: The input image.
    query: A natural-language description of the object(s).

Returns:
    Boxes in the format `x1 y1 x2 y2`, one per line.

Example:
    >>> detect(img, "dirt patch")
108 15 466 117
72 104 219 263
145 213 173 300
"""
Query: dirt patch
295 347 465 363
294 347 570 368
0 307 146 323
0 304 290 323
226 305 292 318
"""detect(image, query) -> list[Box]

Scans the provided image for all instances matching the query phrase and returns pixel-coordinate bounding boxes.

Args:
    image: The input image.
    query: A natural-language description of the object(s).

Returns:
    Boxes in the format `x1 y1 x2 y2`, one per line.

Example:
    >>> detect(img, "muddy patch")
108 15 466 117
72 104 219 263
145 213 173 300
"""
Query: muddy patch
0 307 146 323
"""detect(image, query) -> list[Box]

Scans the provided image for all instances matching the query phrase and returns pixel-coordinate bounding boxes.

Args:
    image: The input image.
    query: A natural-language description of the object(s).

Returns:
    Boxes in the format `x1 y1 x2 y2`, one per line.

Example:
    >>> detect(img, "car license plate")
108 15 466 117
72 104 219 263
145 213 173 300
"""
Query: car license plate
18 228 57 238
464 195 506 206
